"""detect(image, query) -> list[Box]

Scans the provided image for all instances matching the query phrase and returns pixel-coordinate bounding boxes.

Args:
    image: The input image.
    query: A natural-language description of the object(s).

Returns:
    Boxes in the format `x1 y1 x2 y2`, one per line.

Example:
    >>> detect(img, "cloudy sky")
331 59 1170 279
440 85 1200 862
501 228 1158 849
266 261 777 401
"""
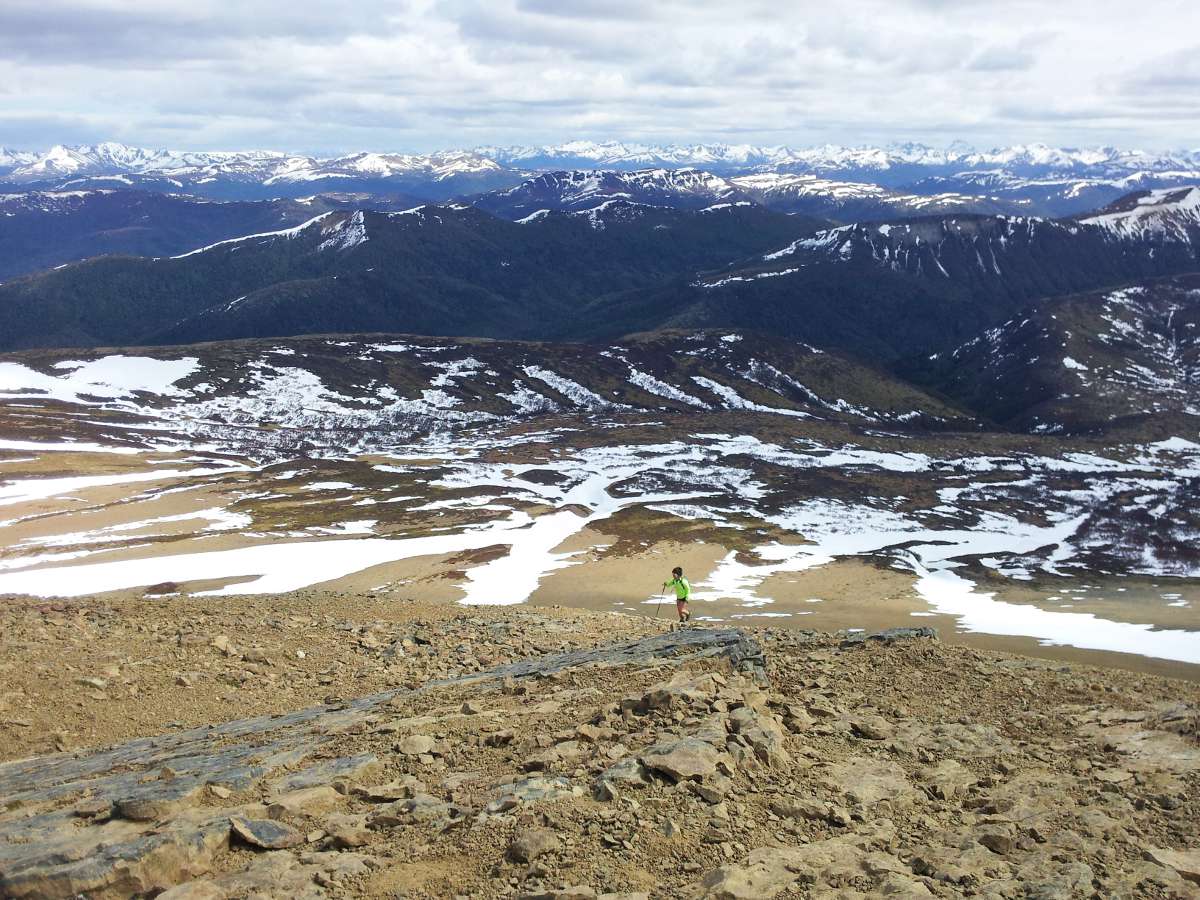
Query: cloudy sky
1 0 1197 153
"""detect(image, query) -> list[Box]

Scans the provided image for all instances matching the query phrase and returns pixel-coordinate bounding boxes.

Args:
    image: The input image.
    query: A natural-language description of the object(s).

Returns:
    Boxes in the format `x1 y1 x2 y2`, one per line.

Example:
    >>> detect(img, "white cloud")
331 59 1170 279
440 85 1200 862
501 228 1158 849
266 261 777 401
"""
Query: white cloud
0 0 1196 152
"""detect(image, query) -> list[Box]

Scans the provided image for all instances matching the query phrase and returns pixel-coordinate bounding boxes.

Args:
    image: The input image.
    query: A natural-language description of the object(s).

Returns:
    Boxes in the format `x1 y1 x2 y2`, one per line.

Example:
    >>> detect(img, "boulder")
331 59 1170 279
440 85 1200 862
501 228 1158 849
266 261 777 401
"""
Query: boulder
640 738 724 783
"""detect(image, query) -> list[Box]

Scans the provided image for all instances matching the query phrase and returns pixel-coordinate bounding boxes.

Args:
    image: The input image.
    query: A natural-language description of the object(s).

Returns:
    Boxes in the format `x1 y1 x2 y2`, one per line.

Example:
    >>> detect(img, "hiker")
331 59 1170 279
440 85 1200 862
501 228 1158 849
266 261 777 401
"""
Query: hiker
664 566 691 624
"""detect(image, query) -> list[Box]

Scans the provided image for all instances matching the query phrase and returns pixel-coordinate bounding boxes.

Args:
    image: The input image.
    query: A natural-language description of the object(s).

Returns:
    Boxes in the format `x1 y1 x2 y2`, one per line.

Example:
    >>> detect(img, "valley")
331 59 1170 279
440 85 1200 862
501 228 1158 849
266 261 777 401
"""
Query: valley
2 332 1198 680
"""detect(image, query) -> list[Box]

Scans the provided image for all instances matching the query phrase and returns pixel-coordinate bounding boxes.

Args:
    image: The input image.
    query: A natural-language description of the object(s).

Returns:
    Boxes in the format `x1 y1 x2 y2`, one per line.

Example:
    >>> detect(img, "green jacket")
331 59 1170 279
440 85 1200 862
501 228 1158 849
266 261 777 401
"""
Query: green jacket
665 576 691 600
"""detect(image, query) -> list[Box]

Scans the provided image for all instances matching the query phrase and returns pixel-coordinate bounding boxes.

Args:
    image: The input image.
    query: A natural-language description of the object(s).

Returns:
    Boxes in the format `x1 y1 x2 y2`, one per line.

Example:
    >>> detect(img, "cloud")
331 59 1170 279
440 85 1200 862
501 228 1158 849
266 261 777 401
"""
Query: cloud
969 45 1038 72
513 0 662 21
0 0 1195 152
1120 45 1200 92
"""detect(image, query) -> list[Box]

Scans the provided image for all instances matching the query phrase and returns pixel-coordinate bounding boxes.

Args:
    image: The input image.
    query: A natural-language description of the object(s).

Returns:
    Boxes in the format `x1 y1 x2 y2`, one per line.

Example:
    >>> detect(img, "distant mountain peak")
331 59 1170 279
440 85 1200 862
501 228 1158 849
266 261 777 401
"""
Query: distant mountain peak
1079 185 1200 242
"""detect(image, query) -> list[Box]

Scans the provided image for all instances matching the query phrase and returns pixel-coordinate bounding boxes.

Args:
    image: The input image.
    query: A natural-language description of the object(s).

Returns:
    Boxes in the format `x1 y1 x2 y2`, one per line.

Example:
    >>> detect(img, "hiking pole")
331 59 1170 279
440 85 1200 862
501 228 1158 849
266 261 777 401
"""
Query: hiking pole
655 589 665 619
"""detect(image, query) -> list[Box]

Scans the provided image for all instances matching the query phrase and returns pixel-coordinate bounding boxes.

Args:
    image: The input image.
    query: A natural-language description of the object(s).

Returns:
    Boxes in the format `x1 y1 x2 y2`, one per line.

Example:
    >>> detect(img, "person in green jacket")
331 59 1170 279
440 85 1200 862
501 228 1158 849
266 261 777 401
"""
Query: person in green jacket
664 566 691 624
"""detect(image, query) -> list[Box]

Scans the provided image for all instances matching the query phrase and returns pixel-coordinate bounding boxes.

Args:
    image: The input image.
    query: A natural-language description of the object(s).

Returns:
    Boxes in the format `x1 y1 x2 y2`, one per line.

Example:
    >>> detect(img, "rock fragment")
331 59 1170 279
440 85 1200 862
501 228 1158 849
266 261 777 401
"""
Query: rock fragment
509 826 561 863
325 813 372 849
230 816 304 850
640 737 724 783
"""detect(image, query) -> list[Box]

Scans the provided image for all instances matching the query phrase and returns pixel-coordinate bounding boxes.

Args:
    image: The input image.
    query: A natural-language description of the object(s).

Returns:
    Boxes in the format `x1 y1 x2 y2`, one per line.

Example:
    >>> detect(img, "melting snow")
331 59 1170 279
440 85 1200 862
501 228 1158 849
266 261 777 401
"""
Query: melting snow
0 356 200 404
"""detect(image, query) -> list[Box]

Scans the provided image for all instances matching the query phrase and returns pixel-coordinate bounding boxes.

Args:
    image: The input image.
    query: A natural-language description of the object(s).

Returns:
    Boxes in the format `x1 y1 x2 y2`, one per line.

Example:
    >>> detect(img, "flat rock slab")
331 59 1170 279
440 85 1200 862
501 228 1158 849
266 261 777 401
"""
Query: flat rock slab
230 816 303 850
818 756 920 809
1146 847 1200 885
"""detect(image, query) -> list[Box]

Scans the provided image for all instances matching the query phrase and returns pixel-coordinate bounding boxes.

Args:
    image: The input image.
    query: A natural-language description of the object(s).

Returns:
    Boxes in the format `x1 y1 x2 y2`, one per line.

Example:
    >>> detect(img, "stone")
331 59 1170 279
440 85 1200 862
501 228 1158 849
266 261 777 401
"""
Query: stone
0 627 764 900
115 788 201 822
272 753 380 793
210 635 234 655
978 828 1015 855
325 813 372 849
485 729 515 747
782 705 814 733
208 849 351 899
818 756 919 808
693 775 733 803
268 785 341 817
879 874 934 896
594 757 652 798
640 673 722 712
157 881 226 900
230 816 304 850
523 748 561 772
851 715 895 741
576 723 616 743
368 794 457 827
919 759 976 801
554 740 584 761
485 776 581 814
72 797 113 819
0 815 232 898
1145 847 1200 885
354 778 423 802
727 707 791 767
640 737 724 783
838 627 937 648
708 837 884 896
509 827 561 863
697 845 817 898
397 734 436 756
520 889 597 900
770 797 840 824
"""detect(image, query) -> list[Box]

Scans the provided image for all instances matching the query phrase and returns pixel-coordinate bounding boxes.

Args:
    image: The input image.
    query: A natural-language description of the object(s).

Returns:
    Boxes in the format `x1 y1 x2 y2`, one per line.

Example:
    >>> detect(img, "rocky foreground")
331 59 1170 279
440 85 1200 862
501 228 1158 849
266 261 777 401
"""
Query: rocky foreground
0 598 1199 899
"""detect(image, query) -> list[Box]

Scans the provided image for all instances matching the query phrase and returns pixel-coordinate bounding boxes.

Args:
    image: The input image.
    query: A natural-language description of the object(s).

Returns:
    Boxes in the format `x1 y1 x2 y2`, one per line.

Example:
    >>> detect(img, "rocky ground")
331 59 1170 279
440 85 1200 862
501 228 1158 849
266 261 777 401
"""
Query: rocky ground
1 595 1199 899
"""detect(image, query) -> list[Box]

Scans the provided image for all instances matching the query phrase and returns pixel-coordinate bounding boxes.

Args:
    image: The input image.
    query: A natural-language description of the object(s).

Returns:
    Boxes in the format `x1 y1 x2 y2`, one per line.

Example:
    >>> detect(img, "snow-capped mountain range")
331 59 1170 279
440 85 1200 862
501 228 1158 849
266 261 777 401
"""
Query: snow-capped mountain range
476 140 1200 177
0 139 1196 227
470 167 1019 221
3 140 1198 192
697 184 1200 294
0 144 502 183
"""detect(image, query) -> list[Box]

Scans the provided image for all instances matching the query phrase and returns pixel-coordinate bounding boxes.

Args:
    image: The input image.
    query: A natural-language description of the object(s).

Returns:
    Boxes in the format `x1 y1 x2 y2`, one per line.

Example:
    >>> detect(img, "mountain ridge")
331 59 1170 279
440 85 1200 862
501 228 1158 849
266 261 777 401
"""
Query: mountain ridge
4 189 1199 365
4 141 1199 214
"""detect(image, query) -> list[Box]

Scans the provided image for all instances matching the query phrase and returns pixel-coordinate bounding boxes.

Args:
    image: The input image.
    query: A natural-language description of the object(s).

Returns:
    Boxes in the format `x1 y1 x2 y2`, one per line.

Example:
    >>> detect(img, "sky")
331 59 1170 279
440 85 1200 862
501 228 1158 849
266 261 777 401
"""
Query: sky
0 0 1197 154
